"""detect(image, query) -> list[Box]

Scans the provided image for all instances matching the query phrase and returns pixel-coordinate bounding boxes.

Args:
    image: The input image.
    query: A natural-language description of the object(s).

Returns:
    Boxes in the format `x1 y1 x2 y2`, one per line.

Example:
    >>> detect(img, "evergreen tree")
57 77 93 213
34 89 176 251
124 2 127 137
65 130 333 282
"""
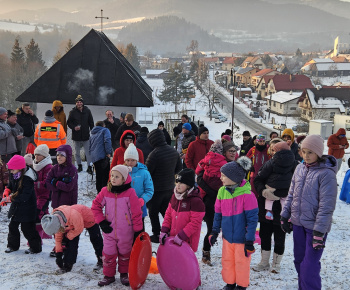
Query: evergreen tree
10 38 25 66
52 50 62 65
295 48 302 57
123 43 141 74
25 38 45 68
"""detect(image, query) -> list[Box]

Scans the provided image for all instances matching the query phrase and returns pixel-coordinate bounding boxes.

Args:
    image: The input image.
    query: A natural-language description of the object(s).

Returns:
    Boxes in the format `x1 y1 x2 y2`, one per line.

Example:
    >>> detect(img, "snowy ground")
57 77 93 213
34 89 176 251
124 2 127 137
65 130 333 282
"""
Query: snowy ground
1 78 350 289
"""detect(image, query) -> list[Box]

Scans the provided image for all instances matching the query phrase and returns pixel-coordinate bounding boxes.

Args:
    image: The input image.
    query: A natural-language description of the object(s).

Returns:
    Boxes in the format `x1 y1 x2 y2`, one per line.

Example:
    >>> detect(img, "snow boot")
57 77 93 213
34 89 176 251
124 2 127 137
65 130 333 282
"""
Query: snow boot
87 165 93 175
202 250 212 266
25 248 41 254
252 250 271 271
93 256 103 272
270 252 283 274
5 247 17 253
55 263 73 275
50 247 56 257
150 234 160 243
223 284 236 290
234 286 246 290
120 273 130 286
77 164 83 172
98 276 115 287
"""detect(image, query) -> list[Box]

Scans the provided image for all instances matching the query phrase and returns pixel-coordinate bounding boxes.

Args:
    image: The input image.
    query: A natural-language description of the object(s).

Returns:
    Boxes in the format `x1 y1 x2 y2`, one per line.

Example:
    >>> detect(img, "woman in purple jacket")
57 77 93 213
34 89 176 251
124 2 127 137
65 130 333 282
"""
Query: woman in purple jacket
281 135 337 290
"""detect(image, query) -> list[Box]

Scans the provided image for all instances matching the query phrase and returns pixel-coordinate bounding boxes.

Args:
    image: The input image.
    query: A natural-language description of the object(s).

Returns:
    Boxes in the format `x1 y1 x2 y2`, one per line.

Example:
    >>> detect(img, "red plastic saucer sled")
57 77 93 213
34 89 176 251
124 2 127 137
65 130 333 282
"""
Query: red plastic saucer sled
157 237 201 290
129 232 152 290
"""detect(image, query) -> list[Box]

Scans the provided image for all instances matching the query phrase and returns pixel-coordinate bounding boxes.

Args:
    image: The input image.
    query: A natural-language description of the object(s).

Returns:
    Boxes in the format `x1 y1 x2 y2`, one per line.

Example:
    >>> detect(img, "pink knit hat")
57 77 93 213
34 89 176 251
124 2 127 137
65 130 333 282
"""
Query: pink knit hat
273 141 290 152
110 165 131 180
7 155 26 170
301 135 324 157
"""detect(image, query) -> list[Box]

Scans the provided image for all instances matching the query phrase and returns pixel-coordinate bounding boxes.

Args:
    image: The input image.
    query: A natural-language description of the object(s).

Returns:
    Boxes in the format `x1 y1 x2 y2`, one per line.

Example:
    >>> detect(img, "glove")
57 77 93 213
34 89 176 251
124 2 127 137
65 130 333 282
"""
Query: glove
61 177 72 184
139 198 145 207
262 185 279 201
312 230 325 250
0 201 7 206
1 196 11 204
173 235 183 246
99 220 113 234
244 241 255 257
3 188 11 198
51 178 59 187
56 252 64 268
208 232 219 246
159 232 168 245
281 217 293 234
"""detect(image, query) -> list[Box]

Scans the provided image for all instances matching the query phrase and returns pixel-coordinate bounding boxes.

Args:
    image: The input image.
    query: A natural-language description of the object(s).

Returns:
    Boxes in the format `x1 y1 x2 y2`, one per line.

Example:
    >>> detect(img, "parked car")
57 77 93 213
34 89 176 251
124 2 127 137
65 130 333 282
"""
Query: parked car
273 123 287 130
292 123 309 133
215 116 227 122
207 111 219 118
249 111 259 118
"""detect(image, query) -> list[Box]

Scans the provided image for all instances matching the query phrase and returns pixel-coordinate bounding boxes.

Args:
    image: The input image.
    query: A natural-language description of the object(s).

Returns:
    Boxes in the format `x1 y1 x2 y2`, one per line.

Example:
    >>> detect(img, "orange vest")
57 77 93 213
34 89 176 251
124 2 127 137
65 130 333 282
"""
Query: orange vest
34 120 66 149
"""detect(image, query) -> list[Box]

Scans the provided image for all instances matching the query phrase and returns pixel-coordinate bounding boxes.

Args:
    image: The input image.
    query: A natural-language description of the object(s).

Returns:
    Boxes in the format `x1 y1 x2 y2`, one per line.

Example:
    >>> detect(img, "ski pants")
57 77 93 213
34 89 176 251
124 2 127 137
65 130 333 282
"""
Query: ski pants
147 190 172 235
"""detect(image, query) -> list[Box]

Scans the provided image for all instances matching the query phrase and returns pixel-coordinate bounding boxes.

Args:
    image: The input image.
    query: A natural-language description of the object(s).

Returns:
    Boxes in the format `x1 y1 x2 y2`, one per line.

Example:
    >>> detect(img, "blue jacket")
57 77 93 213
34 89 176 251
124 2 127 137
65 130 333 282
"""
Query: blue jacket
340 169 350 204
89 126 112 164
130 162 154 217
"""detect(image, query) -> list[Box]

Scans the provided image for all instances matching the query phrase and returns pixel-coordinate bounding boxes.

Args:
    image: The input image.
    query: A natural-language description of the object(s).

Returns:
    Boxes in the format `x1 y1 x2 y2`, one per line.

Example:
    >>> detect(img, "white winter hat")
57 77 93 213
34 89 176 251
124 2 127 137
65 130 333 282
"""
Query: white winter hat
124 143 139 161
34 144 50 157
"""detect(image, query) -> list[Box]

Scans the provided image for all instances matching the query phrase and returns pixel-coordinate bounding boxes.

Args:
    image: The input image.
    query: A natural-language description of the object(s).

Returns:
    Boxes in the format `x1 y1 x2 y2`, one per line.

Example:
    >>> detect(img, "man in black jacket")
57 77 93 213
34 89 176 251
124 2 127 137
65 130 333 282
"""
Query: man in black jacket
114 113 141 148
176 114 198 136
67 95 94 173
16 103 39 155
103 110 121 151
146 129 182 243
240 130 255 156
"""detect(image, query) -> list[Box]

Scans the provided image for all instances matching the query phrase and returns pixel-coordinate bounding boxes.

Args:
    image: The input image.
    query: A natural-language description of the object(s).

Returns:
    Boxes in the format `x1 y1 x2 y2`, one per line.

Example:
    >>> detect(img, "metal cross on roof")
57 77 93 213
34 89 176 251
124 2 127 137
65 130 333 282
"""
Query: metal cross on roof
95 9 109 32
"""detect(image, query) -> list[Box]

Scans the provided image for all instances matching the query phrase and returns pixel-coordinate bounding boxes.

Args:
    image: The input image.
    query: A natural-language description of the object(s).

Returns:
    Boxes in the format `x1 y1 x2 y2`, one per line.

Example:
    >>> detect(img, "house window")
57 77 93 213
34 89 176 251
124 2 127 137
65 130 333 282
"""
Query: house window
280 104 282 109
308 111 312 117
290 107 297 110
330 112 335 118
273 101 276 107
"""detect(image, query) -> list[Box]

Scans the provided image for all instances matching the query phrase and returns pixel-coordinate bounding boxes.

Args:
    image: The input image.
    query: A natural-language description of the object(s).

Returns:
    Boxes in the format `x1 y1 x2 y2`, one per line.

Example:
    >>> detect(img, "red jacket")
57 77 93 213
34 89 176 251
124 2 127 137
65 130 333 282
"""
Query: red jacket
111 130 144 167
327 128 349 159
161 188 205 252
185 137 214 170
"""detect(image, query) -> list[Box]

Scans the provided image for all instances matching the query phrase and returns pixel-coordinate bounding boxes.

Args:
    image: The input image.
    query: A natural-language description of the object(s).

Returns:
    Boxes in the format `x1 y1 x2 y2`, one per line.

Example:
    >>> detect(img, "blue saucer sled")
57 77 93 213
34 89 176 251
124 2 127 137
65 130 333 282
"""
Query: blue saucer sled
157 237 201 290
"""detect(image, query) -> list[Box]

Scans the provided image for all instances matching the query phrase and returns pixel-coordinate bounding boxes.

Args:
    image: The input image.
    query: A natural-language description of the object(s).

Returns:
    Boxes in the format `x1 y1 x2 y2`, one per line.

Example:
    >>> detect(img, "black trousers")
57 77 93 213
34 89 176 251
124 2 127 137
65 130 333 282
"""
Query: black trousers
86 224 103 258
203 193 216 251
62 235 80 265
7 219 42 253
49 148 58 165
259 221 286 255
147 190 172 235
94 158 110 193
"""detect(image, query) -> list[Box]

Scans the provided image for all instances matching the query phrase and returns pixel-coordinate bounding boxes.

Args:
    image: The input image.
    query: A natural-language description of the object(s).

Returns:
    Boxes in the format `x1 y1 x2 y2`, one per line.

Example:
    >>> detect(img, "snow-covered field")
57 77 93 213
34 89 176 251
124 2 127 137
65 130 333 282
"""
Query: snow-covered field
1 77 350 289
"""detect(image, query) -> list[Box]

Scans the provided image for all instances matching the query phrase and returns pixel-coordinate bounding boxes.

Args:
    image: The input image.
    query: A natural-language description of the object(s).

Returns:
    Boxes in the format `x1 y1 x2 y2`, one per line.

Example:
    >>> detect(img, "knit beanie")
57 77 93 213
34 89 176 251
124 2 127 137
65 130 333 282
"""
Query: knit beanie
175 168 195 188
301 134 324 158
210 140 223 155
124 143 139 161
273 141 290 152
0 107 7 116
198 126 209 137
45 110 54 117
34 144 50 157
7 155 26 170
221 135 231 142
41 213 66 235
24 154 33 166
158 121 164 127
243 130 251 137
173 127 181 137
223 141 238 154
111 165 131 181
220 156 252 184
7 110 15 117
141 127 149 134
182 123 192 131
296 135 306 144
75 95 83 102
123 132 135 142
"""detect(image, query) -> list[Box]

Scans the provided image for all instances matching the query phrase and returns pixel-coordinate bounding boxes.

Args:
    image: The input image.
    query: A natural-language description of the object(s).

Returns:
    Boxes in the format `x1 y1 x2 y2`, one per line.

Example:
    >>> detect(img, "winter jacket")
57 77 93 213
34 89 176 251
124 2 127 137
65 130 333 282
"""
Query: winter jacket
33 155 53 220
136 132 153 162
130 162 154 217
146 129 182 192
212 180 258 243
34 116 67 149
45 145 78 208
340 169 350 204
89 126 112 164
111 130 144 167
67 105 94 141
281 128 302 162
240 137 254 156
7 121 23 153
185 137 214 170
254 150 298 224
115 121 142 147
161 188 205 252
52 100 67 133
8 166 38 223
162 128 172 145
327 128 349 159
104 116 121 150
0 160 9 193
281 155 338 234
53 204 96 253
0 119 17 156
91 175 143 254
181 130 196 153
176 122 198 136
15 107 39 137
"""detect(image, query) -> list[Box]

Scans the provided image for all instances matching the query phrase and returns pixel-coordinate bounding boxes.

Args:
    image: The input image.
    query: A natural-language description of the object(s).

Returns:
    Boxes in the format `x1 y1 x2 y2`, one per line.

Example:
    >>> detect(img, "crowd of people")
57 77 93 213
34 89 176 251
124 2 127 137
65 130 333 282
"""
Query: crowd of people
0 97 347 289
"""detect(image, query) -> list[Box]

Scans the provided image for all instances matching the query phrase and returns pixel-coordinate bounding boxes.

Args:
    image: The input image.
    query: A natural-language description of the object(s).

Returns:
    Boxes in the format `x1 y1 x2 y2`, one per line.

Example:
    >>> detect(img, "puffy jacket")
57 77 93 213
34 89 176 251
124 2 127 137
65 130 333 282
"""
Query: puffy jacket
8 167 38 223
281 155 337 234
67 105 94 141
146 129 182 191
91 175 143 254
52 100 67 133
185 137 214 170
340 169 350 204
111 130 144 167
0 160 9 193
53 204 96 252
7 121 23 153
45 145 78 208
130 162 154 217
89 126 112 164
34 116 67 149
104 116 120 150
181 130 196 152
115 121 142 148
136 132 153 162
161 188 205 252
162 128 172 145
240 137 254 156
0 119 17 155
16 107 39 137
212 180 258 243
327 128 349 159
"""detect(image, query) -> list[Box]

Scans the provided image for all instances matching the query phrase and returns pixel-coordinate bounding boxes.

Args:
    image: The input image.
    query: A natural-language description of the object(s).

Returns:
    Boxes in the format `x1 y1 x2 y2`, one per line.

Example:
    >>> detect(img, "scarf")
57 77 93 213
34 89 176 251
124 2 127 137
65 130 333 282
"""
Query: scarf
110 183 131 193
13 171 22 180
225 183 239 193
33 155 52 172
255 143 267 152
174 187 194 200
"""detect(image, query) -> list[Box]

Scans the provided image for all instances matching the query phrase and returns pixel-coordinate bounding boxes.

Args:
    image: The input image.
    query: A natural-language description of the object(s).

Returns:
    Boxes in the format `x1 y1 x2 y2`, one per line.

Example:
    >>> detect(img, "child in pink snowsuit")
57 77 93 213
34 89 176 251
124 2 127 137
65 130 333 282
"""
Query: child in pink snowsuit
92 165 143 287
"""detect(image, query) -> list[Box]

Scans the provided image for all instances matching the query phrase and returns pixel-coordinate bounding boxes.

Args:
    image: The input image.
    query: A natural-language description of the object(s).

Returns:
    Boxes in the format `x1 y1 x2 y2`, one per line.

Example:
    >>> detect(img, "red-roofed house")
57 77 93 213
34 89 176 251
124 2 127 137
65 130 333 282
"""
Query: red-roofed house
222 57 238 71
256 75 276 98
202 57 220 69
267 74 314 93
241 56 267 70
251 69 280 88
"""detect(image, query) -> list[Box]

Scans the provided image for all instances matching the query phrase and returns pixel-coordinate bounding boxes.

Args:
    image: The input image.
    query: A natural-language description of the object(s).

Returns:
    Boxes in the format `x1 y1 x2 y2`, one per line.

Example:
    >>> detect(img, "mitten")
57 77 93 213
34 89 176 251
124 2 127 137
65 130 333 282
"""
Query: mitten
173 235 183 246
280 217 293 234
56 252 64 268
1 196 11 204
244 241 255 257
51 178 59 187
99 220 113 234
159 232 168 245
138 198 145 207
312 231 325 250
61 177 72 184
208 232 218 246
3 188 11 198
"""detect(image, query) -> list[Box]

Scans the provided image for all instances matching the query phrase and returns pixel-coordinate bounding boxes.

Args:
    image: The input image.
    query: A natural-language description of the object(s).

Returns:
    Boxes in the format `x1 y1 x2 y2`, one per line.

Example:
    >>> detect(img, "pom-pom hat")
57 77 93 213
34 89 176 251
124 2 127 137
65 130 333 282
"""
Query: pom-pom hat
220 156 251 184
111 165 132 180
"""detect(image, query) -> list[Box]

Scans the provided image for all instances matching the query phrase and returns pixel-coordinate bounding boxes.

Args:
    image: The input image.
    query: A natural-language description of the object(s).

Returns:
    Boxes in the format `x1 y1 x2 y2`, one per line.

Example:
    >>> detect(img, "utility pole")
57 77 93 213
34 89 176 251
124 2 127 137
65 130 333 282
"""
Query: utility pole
95 9 109 32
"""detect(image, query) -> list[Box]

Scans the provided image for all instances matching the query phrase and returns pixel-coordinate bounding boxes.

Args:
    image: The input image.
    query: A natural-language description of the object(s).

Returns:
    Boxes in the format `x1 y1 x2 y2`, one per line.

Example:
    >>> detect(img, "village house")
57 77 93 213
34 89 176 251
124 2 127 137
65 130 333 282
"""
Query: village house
235 67 257 86
307 62 350 77
264 91 301 116
251 69 280 88
256 75 275 98
241 56 266 70
221 57 238 71
266 74 314 94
